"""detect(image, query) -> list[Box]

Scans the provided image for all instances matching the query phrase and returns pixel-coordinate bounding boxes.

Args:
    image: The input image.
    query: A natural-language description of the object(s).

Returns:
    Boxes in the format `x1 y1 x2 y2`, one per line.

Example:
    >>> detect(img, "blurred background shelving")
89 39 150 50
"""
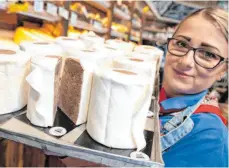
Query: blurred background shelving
0 0 227 44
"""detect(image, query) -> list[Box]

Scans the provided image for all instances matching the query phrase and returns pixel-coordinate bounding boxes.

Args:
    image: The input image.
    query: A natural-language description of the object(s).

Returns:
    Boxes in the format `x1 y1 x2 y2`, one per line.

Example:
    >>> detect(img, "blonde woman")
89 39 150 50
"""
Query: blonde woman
159 7 228 167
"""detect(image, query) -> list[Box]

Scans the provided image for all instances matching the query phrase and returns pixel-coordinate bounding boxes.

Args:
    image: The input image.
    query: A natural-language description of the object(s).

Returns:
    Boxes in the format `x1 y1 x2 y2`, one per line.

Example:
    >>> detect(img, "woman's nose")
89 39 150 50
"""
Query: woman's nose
178 50 195 69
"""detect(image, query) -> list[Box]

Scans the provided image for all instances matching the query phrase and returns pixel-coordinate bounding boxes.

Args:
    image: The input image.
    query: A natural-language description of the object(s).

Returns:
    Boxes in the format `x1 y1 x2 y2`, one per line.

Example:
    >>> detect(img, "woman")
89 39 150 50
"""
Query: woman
159 7 228 167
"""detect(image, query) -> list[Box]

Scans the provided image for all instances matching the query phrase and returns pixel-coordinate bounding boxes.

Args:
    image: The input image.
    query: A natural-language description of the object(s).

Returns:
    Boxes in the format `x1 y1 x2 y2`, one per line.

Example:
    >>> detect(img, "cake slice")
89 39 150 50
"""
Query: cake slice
58 58 92 126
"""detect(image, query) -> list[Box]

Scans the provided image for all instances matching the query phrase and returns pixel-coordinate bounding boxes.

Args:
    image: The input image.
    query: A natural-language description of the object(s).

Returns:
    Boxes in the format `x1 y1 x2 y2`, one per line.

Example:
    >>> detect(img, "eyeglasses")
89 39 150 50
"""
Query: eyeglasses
167 38 228 69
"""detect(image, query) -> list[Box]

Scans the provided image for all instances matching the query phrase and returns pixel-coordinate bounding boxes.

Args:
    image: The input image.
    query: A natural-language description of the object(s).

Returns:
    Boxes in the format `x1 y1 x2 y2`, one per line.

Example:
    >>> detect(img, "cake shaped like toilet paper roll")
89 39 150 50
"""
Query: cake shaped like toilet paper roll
113 57 157 78
133 45 164 72
87 68 153 149
0 39 20 51
68 48 108 64
0 49 30 115
20 41 65 72
134 45 164 56
20 41 65 61
55 36 87 55
79 31 105 49
58 58 93 126
26 56 62 127
105 39 134 54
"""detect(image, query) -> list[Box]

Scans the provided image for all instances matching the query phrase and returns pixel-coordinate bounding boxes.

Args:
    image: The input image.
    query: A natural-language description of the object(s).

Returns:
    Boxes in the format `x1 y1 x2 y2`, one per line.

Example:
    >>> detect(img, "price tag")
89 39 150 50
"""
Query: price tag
34 0 44 12
70 12 78 26
58 7 69 20
46 3 58 16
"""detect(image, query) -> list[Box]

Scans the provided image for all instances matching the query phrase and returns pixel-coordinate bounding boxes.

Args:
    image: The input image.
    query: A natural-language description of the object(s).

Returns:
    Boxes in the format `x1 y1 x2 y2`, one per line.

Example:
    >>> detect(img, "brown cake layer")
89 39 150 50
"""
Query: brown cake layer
58 58 84 123
53 58 63 121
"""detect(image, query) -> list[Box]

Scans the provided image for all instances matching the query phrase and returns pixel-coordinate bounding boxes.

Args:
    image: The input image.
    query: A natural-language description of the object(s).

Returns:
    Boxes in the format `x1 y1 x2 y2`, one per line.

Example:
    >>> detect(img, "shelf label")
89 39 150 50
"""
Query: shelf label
58 7 69 20
70 12 78 26
47 3 58 16
34 0 44 12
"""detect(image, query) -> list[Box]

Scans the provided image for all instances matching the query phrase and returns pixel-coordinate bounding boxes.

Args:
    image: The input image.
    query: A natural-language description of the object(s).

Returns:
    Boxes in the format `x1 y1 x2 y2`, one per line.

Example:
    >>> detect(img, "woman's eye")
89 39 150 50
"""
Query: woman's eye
204 52 217 59
176 41 187 48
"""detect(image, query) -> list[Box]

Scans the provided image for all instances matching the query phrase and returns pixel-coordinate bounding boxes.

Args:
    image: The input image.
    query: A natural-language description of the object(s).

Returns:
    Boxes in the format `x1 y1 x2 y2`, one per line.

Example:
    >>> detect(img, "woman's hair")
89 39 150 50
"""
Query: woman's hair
174 7 228 41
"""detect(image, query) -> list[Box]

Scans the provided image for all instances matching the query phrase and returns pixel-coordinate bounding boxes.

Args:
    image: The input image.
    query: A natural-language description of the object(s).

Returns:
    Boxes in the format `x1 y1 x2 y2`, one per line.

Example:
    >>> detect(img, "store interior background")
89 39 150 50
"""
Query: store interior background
0 0 228 166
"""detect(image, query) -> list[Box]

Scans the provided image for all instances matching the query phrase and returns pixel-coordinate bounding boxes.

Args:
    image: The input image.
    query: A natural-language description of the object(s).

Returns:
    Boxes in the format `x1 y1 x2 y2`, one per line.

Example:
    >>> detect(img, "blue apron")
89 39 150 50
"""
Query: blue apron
159 90 228 167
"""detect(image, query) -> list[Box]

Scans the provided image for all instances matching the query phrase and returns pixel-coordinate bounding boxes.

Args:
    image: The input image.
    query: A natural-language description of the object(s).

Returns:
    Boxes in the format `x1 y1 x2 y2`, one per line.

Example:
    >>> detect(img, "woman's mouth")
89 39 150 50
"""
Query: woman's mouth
173 69 193 78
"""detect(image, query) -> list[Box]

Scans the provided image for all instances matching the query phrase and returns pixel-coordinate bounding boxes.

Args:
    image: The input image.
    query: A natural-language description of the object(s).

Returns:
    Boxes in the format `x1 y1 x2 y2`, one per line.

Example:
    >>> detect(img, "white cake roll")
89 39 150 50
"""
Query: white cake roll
0 49 30 115
105 39 134 54
0 39 20 51
113 56 157 78
87 68 153 149
79 31 105 49
55 36 87 56
68 48 108 63
134 45 164 56
133 45 164 72
20 41 65 66
26 56 62 127
58 58 93 126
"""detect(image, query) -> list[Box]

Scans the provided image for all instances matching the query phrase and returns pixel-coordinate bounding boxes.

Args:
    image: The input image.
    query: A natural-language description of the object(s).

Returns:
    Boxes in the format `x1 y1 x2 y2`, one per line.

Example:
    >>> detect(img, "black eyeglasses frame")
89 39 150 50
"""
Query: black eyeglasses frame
167 38 228 69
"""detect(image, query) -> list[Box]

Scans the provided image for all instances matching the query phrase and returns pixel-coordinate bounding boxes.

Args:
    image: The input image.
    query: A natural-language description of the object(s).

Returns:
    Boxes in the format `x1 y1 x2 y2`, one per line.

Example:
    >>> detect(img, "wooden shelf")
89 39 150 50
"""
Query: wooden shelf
113 7 130 21
130 35 140 42
144 27 167 33
151 37 166 44
132 20 141 29
84 1 110 13
0 29 15 39
111 30 127 39
17 7 61 23
70 20 108 34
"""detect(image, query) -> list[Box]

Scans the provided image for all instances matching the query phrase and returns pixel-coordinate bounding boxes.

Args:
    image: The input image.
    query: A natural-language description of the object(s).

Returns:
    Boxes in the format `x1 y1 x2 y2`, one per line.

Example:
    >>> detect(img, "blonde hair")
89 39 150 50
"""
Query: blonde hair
174 7 228 41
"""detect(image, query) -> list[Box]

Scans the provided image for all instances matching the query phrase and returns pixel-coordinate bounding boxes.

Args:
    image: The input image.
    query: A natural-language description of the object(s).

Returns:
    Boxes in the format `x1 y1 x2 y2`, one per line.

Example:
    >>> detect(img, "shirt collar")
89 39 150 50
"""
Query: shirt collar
159 88 208 111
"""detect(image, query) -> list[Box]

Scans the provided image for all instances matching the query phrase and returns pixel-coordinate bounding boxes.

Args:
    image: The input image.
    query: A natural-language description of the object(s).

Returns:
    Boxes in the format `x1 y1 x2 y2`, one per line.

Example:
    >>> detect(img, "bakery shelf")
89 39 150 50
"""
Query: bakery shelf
17 7 61 22
0 29 15 39
84 1 110 12
142 34 152 41
70 20 108 34
132 20 141 30
113 7 131 21
130 35 140 42
144 27 167 33
151 37 166 44
111 30 127 39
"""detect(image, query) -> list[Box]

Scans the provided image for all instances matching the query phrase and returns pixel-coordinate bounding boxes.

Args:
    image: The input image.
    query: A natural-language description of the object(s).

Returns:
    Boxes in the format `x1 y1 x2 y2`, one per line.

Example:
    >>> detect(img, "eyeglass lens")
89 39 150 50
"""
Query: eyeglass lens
168 39 221 69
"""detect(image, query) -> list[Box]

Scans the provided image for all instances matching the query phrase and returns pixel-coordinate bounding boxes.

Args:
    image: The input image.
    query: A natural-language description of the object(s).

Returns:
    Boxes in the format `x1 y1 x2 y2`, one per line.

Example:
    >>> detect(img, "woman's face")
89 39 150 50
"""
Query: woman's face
163 14 228 97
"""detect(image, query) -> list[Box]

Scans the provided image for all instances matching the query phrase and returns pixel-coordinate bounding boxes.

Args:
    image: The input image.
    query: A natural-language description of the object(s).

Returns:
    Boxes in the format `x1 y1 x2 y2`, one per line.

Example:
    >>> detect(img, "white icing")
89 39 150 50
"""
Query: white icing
0 49 30 115
105 39 134 54
26 57 60 127
55 36 87 56
0 40 20 51
20 41 65 65
87 68 153 149
68 49 108 65
79 31 105 49
113 56 157 78
134 45 164 57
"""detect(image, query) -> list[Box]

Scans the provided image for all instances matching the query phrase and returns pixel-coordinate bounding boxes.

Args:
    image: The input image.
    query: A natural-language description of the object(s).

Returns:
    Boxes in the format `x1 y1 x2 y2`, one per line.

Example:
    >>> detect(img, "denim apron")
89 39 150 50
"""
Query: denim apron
160 94 206 152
